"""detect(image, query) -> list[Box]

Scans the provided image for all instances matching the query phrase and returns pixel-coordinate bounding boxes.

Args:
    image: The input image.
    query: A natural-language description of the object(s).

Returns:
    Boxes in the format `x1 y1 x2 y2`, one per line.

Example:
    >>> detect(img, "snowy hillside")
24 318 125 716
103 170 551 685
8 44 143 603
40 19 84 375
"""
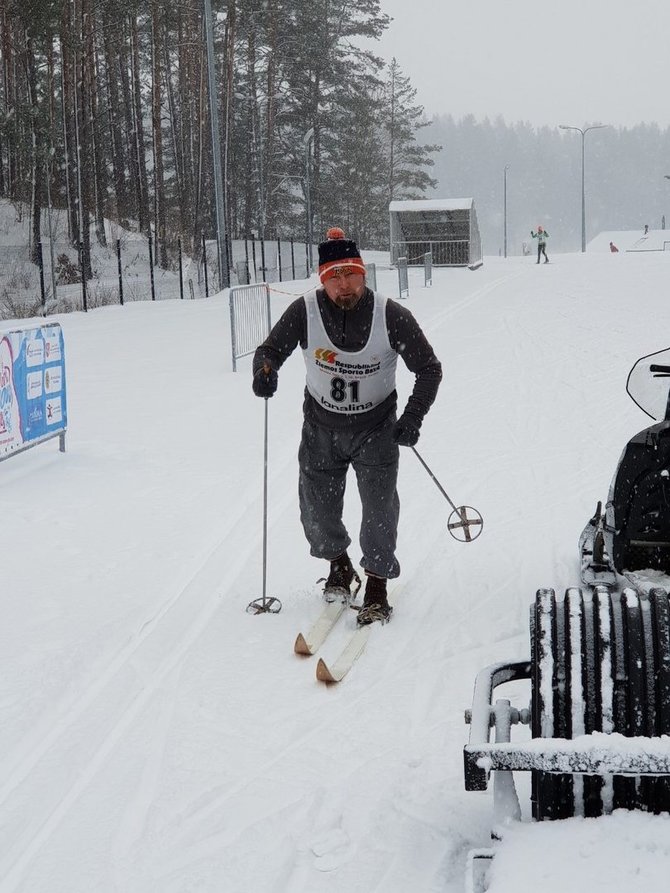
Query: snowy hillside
1 249 669 892
588 228 670 253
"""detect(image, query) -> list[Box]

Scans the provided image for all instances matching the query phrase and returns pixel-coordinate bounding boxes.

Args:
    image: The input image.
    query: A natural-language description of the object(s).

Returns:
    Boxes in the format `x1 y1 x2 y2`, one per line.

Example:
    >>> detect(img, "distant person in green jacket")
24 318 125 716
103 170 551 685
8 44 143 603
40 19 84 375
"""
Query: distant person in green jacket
531 226 549 263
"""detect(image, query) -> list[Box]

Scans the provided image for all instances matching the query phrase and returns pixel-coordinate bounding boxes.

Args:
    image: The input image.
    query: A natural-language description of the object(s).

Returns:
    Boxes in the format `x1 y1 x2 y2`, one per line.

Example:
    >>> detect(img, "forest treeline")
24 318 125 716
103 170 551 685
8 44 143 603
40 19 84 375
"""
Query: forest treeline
3 0 670 273
428 114 670 255
0 0 439 274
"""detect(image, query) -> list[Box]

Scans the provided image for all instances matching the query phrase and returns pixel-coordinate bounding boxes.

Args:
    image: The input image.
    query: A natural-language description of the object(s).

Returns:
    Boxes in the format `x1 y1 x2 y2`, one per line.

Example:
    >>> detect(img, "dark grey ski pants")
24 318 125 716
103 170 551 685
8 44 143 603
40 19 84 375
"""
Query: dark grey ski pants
298 415 401 579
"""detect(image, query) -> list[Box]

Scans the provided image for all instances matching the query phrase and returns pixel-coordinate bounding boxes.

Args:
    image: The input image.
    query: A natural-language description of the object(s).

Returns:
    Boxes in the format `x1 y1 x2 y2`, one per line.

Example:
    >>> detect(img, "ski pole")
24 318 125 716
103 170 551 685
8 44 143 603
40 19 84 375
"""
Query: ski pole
262 396 269 596
247 387 282 614
411 446 483 542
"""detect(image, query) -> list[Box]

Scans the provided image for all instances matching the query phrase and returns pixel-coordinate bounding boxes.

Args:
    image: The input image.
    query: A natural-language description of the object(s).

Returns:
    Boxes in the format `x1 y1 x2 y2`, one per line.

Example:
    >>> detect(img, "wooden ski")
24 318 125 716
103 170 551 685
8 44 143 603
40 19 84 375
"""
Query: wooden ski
294 600 348 656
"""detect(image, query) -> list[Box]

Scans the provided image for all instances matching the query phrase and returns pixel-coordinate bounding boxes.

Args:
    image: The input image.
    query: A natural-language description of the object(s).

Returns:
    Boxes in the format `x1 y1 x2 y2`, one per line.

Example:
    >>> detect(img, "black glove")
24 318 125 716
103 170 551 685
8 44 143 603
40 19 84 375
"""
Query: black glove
252 364 278 398
392 412 422 447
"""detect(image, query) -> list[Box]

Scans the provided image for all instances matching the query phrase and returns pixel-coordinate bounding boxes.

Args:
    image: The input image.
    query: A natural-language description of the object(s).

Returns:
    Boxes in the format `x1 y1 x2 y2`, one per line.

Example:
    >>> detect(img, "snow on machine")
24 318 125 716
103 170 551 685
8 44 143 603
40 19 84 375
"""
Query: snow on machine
463 349 670 892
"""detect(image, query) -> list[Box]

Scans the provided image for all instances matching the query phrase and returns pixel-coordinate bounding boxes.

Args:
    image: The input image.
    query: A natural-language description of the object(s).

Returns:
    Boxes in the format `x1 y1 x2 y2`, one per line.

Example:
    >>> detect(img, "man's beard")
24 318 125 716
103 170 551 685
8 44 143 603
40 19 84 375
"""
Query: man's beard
332 292 362 310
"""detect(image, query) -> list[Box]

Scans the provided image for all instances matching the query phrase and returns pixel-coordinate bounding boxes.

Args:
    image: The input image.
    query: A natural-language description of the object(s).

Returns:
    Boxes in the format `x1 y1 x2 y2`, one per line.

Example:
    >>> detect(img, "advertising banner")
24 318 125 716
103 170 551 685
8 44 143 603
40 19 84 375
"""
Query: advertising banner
0 323 67 459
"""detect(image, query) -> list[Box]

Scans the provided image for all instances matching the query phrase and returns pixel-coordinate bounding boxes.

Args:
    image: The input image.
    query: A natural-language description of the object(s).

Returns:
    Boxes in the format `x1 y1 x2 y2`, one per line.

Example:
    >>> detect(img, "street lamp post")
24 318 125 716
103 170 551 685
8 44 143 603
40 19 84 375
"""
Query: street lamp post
503 164 509 258
559 123 609 253
203 0 229 288
303 128 315 275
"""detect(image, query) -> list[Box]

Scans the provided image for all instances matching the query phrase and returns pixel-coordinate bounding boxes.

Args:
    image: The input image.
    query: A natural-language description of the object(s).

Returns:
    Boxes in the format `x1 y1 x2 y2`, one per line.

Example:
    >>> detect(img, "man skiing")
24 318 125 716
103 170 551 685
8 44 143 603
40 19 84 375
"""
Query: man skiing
252 228 442 625
531 226 549 263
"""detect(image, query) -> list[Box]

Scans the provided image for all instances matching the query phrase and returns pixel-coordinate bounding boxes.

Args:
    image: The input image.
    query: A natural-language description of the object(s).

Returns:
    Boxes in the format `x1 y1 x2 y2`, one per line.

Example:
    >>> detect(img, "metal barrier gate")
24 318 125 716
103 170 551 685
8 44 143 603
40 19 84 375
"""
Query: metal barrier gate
230 283 271 372
424 251 432 287
366 262 377 292
397 257 409 299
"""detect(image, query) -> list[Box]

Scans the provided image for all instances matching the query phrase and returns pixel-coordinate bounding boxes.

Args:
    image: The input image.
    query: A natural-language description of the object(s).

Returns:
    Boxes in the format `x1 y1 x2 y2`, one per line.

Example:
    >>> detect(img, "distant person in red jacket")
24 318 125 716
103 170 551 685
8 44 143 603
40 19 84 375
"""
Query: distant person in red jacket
609 241 619 253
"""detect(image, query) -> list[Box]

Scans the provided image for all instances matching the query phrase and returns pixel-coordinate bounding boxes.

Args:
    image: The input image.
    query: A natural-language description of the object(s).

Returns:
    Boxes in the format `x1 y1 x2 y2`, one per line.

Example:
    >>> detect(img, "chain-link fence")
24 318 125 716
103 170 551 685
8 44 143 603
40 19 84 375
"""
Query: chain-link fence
223 237 312 289
0 236 202 318
0 229 316 321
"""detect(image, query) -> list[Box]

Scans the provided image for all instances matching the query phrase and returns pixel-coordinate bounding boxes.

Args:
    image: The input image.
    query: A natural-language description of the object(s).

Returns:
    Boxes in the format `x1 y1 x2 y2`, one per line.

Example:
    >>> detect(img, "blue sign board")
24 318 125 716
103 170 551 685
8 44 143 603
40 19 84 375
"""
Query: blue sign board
0 323 67 459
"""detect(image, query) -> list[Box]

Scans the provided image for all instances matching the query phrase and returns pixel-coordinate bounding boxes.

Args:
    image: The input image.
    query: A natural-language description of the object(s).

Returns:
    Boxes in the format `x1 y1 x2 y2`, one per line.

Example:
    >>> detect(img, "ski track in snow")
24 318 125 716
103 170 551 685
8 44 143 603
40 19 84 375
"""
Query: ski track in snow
0 428 302 890
0 516 267 888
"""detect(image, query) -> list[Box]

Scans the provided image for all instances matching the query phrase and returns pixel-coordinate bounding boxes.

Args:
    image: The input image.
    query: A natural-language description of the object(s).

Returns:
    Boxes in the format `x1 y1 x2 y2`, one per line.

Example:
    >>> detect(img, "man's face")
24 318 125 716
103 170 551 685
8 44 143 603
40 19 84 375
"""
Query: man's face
322 270 366 309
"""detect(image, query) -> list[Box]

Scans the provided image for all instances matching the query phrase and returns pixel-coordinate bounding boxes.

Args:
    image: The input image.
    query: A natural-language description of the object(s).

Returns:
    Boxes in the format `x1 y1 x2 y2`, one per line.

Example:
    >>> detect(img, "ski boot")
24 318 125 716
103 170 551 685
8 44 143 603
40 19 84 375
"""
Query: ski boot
320 551 361 603
356 574 393 626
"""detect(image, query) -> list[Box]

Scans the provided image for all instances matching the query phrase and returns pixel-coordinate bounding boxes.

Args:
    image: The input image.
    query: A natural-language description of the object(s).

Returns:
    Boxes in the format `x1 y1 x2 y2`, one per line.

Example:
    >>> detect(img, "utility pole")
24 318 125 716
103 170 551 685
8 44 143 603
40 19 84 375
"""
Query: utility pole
503 165 509 258
304 128 314 275
203 0 229 289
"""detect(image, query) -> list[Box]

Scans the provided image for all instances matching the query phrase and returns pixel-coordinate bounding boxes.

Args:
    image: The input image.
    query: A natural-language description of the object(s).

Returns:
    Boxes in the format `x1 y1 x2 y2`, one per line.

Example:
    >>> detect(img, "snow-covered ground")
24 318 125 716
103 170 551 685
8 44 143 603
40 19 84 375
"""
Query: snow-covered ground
1 247 669 892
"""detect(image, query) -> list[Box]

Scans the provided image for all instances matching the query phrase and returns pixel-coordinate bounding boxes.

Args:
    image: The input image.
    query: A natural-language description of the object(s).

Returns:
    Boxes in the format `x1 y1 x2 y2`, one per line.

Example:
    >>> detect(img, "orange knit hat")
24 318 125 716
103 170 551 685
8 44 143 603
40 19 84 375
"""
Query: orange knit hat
318 228 366 283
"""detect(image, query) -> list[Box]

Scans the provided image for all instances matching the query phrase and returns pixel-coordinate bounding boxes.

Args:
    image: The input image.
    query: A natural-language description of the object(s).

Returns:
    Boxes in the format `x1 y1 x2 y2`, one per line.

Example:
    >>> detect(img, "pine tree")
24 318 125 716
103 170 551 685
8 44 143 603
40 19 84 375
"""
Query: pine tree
382 58 439 206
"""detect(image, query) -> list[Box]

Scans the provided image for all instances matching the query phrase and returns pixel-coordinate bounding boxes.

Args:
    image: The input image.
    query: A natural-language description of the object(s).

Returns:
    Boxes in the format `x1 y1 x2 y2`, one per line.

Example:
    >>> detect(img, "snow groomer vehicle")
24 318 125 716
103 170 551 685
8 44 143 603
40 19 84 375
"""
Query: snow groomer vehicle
463 349 670 891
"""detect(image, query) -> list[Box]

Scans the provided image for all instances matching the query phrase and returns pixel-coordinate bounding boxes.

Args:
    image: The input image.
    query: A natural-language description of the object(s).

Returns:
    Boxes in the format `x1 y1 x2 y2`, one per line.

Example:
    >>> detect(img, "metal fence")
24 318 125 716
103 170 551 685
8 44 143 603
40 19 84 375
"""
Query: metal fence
393 240 470 266
0 236 204 317
0 232 315 320
229 283 271 372
226 238 312 288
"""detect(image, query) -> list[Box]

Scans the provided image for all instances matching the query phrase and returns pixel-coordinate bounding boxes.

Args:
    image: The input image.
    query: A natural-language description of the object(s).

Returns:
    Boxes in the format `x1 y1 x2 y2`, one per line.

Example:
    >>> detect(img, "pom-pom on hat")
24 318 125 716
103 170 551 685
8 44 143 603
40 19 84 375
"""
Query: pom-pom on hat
318 228 366 283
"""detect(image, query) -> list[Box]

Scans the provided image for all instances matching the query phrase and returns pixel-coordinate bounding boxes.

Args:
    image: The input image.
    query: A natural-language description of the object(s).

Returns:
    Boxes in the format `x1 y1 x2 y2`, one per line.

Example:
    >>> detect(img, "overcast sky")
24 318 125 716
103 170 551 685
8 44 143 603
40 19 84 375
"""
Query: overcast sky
375 0 670 129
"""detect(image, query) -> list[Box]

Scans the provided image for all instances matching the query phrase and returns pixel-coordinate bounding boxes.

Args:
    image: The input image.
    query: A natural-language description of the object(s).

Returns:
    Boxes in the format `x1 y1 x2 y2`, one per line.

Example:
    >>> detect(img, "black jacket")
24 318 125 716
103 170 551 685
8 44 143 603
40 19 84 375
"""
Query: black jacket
253 287 442 431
